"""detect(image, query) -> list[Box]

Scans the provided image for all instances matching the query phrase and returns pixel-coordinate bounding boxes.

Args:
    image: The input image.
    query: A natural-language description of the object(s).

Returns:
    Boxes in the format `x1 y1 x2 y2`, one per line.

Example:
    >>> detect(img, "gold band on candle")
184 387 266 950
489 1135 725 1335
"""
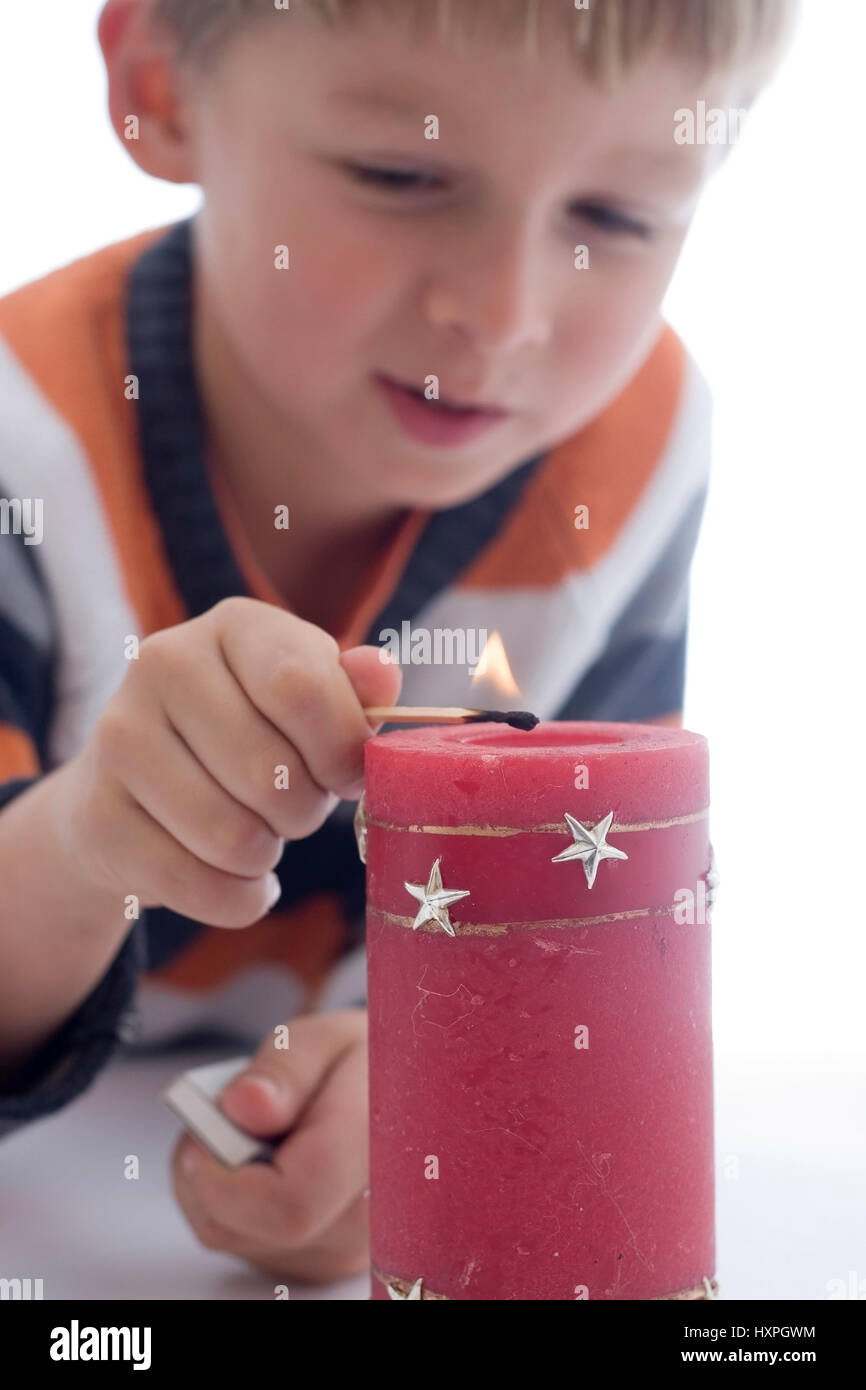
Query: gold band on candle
372 1263 720 1300
370 903 683 936
363 807 709 838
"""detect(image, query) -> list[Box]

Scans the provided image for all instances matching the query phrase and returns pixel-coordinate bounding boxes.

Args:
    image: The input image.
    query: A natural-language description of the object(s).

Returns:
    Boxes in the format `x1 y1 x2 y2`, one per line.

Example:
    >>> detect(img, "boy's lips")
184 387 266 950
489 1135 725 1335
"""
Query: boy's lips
373 373 513 448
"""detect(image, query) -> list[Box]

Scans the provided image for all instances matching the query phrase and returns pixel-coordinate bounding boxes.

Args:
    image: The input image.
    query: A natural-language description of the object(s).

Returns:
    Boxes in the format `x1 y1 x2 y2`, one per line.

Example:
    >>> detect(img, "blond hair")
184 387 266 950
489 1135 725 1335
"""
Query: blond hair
155 0 798 91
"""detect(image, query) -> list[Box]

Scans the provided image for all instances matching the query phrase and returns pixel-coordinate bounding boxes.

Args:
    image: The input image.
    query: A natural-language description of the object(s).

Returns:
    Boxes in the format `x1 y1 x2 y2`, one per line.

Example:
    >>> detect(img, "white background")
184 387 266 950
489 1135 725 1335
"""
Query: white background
0 0 863 1298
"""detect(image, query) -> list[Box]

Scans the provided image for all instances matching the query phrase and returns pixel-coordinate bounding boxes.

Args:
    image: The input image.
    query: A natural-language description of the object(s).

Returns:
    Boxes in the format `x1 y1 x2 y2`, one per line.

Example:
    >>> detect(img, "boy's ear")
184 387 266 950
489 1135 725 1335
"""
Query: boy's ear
99 0 196 185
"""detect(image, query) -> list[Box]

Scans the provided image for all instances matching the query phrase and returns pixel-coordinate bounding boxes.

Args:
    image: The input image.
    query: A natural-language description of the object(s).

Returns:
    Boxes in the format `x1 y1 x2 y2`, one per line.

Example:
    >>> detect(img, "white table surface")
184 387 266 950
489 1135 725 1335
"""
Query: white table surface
2 1048 863 1301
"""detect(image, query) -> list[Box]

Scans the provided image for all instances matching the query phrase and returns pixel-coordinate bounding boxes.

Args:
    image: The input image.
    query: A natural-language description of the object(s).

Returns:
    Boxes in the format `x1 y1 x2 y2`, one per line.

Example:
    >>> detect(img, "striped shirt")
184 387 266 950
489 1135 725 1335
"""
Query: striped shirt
0 219 711 1139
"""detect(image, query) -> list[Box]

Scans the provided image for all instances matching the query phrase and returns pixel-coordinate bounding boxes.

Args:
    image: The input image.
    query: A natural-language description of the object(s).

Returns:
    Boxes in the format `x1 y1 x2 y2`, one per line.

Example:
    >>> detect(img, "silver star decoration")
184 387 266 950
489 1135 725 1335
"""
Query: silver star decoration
404 858 470 936
353 791 367 864
388 1277 424 1300
551 810 628 889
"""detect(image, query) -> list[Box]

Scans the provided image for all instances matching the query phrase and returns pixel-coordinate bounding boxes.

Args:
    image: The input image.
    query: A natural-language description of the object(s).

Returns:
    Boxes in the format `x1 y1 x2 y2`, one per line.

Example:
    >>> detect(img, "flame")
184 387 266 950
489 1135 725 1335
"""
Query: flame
471 630 520 698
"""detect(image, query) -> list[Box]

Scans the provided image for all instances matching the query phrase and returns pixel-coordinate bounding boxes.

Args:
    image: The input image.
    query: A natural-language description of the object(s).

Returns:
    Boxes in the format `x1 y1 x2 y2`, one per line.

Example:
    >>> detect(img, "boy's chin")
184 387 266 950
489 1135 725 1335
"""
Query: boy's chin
361 445 517 511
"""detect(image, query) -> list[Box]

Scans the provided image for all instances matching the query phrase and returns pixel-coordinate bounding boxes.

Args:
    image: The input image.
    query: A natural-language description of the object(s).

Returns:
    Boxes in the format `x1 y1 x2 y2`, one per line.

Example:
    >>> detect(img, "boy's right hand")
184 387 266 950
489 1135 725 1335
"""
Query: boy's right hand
53 598 401 928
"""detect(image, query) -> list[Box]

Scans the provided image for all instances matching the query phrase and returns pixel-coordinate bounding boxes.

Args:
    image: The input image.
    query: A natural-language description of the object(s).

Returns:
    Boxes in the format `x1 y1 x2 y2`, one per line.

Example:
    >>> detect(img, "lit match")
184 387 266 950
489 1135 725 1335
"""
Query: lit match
363 706 539 731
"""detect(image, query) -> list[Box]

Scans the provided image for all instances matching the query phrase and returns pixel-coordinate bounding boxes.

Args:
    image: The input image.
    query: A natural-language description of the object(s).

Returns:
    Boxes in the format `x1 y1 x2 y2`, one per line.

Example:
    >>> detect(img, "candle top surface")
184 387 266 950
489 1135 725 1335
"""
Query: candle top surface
370 719 705 757
364 720 708 829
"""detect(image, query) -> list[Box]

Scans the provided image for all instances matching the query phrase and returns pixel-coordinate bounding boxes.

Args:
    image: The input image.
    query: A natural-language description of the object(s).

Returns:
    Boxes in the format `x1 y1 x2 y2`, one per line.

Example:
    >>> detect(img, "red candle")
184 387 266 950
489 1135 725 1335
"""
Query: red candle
362 720 716 1301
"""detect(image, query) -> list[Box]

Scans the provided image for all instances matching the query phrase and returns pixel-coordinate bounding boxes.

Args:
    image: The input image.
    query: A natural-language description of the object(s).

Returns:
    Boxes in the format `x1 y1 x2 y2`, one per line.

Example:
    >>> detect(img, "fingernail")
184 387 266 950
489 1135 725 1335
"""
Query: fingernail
265 873 282 910
229 1072 281 1104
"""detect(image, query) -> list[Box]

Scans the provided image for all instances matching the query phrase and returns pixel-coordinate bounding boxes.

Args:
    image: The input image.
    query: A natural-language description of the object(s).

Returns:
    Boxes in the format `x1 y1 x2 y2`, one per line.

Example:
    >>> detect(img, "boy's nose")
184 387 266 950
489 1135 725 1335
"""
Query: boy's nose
423 224 554 357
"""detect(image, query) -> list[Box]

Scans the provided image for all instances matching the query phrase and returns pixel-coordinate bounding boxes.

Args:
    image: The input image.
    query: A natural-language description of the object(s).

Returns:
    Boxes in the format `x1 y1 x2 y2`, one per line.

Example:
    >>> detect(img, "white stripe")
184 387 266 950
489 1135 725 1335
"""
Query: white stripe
132 944 366 1046
586 354 712 638
133 943 368 1046
395 354 713 717
134 966 306 1048
0 337 139 766
314 940 368 1012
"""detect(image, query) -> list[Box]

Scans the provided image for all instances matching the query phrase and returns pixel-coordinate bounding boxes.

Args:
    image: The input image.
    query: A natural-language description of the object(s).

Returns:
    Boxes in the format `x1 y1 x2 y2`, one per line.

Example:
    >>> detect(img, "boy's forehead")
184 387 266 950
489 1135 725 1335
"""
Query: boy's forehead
204 10 738 197
286 25 723 178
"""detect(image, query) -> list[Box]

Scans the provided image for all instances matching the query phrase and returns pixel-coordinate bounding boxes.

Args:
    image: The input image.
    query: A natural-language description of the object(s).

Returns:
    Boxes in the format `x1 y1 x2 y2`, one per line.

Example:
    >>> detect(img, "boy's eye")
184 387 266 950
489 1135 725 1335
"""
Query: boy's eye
343 163 444 192
341 166 653 240
573 202 652 240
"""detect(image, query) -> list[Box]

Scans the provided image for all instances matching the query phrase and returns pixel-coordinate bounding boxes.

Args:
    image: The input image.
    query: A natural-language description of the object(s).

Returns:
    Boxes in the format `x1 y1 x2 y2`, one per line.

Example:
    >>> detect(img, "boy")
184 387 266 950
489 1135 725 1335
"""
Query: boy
0 0 795 1285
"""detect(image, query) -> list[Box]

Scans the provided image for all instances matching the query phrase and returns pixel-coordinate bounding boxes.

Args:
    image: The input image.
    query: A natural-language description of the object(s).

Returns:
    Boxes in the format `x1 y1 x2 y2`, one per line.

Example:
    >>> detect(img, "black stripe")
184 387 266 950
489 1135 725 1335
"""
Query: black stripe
0 775 39 813
365 451 543 640
553 626 688 723
0 922 147 1133
128 221 247 620
0 609 54 758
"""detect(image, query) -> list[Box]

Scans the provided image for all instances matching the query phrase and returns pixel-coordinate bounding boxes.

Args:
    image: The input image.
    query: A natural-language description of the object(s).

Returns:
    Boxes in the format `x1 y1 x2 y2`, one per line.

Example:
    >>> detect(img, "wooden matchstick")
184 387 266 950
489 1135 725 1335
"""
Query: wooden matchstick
363 706 540 731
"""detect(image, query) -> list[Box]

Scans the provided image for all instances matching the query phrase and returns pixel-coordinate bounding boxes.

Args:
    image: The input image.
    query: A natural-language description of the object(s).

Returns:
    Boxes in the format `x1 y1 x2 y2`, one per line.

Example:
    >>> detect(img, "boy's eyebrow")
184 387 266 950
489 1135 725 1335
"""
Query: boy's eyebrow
606 146 702 175
328 85 430 120
327 93 698 160
325 88 705 190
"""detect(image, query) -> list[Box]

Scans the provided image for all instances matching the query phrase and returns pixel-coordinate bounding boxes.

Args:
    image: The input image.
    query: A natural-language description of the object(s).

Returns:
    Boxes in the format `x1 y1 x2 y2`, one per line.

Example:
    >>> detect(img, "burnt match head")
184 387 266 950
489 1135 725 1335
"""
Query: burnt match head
468 709 540 732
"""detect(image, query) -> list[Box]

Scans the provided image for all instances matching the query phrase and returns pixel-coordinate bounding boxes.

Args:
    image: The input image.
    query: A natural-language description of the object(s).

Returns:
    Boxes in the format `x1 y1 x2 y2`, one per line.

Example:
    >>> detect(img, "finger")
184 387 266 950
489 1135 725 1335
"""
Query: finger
233 1191 371 1284
157 641 339 841
217 1008 366 1137
272 1037 369 1224
338 645 403 793
171 1135 269 1259
172 1132 369 1281
338 645 403 730
92 780 281 927
109 694 284 878
186 1041 369 1250
215 601 379 797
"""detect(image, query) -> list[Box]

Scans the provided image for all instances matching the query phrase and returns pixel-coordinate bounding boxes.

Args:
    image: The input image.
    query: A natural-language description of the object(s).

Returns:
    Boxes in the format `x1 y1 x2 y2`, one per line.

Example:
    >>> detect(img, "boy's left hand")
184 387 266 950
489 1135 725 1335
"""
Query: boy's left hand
170 1009 370 1284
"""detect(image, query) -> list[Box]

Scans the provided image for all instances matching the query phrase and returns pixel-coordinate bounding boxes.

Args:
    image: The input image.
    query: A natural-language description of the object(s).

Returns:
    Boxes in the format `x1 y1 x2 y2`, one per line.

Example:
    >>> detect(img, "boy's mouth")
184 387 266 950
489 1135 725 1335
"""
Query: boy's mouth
373 373 512 448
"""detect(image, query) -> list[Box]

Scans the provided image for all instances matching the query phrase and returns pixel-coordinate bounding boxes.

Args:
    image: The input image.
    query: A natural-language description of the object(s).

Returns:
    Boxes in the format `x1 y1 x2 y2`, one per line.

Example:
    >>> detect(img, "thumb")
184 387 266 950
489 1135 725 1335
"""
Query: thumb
339 645 403 725
217 1014 365 1137
218 1069 293 1138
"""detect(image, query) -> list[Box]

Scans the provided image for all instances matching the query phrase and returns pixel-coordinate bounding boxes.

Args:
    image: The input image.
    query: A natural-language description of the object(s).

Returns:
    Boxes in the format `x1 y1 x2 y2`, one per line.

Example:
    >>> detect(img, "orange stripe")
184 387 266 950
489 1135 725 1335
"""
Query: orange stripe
333 507 431 650
146 891 348 996
460 325 686 588
641 711 684 728
204 456 292 614
0 232 187 637
0 724 40 779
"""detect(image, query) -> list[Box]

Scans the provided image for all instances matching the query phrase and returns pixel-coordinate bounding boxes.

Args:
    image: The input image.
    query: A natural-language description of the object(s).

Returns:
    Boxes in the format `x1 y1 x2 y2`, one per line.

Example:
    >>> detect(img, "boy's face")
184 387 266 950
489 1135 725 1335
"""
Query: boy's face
179 7 733 509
